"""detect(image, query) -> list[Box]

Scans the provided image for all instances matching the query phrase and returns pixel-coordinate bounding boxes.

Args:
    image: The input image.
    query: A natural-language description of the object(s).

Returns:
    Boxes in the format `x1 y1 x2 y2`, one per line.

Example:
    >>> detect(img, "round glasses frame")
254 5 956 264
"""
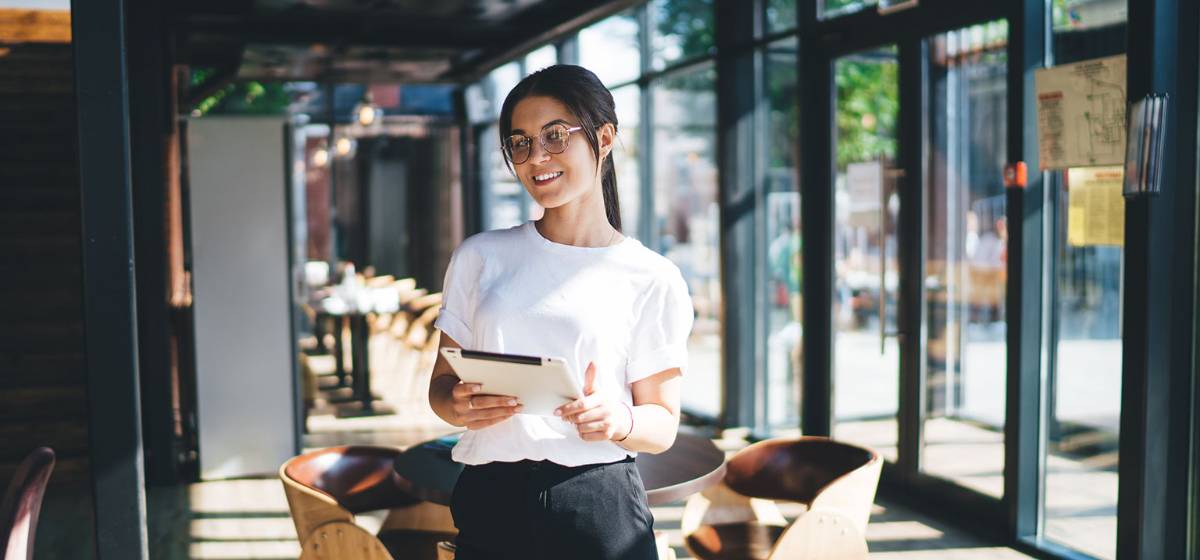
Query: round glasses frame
504 123 584 165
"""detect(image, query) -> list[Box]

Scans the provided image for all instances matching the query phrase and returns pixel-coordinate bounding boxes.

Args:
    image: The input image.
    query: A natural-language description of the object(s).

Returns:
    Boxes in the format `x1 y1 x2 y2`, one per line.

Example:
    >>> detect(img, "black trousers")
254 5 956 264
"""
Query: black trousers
450 456 658 560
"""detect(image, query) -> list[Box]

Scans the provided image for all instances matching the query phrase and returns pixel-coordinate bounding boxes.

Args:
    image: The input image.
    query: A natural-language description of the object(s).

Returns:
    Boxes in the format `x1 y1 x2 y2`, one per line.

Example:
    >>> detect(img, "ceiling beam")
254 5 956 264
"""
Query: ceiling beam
176 12 511 49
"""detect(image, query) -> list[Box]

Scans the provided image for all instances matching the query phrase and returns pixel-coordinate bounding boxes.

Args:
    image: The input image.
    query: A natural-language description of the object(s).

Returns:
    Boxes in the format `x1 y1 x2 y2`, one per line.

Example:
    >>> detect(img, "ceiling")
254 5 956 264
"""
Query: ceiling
173 0 640 84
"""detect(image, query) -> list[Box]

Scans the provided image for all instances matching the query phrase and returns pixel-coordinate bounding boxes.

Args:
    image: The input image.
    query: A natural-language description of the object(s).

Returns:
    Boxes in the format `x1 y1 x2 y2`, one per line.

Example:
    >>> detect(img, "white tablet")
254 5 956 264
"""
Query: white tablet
440 348 584 416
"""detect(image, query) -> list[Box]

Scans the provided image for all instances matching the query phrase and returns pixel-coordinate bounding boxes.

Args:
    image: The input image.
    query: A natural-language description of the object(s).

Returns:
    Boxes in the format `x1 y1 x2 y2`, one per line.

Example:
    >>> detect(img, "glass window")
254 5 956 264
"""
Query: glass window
820 0 878 19
579 10 642 86
524 44 557 75
1042 167 1123 560
481 63 530 230
611 85 642 240
1052 0 1127 33
1041 4 1125 557
921 21 1009 499
653 66 720 418
830 46 900 461
489 62 522 119
764 37 801 430
766 0 798 33
481 123 525 231
650 0 715 70
1051 0 1127 63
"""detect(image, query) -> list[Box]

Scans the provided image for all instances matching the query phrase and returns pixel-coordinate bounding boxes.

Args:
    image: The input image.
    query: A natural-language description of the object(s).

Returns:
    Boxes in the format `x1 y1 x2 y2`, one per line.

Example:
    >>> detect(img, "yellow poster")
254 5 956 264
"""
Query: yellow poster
1067 166 1125 247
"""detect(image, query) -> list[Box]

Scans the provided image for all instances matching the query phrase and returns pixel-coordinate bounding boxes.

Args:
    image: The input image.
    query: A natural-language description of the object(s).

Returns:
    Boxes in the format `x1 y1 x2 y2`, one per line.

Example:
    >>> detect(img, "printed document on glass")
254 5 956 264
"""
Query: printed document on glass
1035 55 1127 170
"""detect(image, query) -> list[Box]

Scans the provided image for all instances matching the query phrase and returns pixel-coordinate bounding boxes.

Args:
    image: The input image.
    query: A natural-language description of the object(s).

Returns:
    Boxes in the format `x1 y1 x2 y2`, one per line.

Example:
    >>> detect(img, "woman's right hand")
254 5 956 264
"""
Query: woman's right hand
451 382 522 430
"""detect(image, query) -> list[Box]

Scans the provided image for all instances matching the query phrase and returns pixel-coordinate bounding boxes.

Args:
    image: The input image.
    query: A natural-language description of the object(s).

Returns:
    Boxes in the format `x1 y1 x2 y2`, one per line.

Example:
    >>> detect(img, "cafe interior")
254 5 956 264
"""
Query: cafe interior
1 0 1198 558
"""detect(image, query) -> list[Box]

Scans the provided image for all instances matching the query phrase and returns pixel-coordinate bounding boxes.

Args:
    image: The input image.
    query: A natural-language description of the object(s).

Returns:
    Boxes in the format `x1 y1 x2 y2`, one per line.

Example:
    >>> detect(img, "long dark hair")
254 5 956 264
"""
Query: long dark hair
498 64 621 231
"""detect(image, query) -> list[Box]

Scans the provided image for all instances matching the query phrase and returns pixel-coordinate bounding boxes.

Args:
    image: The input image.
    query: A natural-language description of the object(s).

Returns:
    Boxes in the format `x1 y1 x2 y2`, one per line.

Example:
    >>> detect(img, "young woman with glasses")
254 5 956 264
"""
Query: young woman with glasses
427 64 694 559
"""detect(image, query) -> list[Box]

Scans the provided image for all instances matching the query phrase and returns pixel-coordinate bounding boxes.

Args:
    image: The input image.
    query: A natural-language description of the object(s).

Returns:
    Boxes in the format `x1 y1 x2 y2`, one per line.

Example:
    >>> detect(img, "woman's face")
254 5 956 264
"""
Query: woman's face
508 95 612 211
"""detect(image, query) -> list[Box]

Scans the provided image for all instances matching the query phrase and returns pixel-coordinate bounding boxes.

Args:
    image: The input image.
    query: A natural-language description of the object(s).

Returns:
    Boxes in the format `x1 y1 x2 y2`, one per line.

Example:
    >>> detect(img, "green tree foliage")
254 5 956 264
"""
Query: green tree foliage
653 0 715 61
190 68 294 116
823 0 873 16
835 53 898 168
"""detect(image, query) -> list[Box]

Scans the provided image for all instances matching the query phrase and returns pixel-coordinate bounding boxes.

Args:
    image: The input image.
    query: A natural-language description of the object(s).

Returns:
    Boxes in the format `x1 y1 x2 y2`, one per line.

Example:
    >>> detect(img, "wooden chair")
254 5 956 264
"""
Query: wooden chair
281 446 456 560
683 437 881 560
1 447 55 560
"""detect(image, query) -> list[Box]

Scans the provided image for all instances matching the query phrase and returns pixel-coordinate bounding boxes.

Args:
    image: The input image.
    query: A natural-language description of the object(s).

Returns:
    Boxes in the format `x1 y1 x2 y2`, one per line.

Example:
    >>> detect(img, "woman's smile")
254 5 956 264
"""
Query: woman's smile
532 170 564 186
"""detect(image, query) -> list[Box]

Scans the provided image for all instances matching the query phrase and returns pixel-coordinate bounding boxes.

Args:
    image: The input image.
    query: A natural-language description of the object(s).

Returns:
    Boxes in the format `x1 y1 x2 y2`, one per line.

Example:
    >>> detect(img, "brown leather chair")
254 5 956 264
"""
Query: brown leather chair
683 437 881 560
1 447 55 560
281 446 456 560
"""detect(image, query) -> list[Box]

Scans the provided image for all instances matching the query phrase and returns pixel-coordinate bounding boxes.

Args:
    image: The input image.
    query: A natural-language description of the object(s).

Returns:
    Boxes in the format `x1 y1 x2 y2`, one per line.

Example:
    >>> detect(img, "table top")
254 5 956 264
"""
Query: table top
393 431 726 507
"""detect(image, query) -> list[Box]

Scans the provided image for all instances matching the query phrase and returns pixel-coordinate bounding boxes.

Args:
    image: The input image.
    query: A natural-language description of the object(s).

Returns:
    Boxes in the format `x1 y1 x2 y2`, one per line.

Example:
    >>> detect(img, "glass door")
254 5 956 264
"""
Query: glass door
830 46 901 461
920 21 1010 500
822 15 1016 507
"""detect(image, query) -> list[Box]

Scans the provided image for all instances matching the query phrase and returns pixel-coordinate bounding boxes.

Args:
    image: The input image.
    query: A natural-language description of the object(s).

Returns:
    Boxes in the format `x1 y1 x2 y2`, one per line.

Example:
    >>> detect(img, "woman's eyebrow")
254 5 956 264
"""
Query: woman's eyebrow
511 118 571 134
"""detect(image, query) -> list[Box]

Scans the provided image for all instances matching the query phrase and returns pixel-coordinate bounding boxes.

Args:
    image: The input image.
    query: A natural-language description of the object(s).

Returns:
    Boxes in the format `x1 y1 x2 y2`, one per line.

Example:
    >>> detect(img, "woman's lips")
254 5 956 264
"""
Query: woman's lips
532 171 563 186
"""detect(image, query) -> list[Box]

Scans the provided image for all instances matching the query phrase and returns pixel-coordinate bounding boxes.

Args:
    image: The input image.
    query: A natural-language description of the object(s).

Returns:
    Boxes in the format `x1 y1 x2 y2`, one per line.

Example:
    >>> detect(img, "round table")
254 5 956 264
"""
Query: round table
393 431 726 506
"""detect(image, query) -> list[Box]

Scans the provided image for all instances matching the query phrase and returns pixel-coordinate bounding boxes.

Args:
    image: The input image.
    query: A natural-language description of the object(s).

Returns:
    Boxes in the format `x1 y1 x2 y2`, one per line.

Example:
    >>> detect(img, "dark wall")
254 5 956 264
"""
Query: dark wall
0 42 98 558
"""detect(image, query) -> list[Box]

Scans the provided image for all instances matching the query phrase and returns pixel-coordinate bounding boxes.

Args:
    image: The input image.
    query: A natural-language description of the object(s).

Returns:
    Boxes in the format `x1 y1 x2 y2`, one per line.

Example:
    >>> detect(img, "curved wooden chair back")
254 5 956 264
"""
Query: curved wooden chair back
281 446 419 543
408 292 443 314
725 438 876 504
720 438 883 560
724 437 881 560
298 520 392 560
0 447 55 560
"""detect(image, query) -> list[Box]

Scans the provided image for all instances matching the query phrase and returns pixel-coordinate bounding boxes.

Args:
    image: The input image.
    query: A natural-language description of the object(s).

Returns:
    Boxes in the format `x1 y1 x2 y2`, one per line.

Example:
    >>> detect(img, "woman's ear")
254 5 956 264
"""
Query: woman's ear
597 123 616 159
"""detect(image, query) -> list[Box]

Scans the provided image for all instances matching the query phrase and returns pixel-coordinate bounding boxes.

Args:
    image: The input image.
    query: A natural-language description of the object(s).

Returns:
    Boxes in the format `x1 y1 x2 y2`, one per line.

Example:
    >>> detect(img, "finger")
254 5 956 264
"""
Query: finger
557 395 601 418
570 407 610 425
452 383 482 398
466 405 522 422
583 361 596 396
576 420 609 434
468 395 519 410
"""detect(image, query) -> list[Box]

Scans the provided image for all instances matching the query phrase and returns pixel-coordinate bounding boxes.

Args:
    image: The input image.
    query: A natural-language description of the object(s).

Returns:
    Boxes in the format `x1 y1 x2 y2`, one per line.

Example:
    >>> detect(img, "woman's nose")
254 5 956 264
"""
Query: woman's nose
528 139 552 163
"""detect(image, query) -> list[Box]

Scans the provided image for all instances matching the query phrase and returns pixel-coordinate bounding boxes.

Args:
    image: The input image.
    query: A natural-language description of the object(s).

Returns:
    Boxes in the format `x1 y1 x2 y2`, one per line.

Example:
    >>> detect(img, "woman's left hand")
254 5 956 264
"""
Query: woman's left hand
555 362 633 442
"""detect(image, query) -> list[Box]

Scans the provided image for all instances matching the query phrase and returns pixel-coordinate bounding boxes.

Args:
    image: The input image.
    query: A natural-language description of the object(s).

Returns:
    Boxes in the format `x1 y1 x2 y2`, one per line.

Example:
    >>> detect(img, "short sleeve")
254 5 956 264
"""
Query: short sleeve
626 268 695 384
434 243 481 347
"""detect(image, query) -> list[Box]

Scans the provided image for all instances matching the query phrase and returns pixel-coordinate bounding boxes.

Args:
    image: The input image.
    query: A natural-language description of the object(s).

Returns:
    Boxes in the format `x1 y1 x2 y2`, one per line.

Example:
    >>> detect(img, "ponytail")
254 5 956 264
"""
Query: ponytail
601 155 621 231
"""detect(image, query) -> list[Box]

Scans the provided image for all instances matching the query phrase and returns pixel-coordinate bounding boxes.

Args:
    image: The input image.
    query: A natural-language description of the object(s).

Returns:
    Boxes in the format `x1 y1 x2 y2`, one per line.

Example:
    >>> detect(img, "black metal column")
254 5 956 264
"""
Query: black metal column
637 3 655 244
1005 0 1046 542
715 0 761 430
798 0 833 437
125 0 178 487
71 0 150 556
895 37 928 476
1121 0 1196 558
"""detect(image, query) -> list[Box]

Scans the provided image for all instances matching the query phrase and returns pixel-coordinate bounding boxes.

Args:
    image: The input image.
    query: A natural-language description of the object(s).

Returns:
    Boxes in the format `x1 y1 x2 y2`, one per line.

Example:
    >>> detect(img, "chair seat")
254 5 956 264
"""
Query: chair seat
685 522 787 560
378 529 458 560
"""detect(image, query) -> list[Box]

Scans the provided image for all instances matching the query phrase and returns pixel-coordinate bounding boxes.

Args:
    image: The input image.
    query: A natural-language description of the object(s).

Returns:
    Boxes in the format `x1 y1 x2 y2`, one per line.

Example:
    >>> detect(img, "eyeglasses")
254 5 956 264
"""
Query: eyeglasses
504 123 584 165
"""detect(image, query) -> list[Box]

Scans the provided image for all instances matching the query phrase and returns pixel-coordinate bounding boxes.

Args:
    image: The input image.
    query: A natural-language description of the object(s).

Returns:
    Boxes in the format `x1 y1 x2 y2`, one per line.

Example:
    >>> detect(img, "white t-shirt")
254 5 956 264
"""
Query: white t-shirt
434 221 694 467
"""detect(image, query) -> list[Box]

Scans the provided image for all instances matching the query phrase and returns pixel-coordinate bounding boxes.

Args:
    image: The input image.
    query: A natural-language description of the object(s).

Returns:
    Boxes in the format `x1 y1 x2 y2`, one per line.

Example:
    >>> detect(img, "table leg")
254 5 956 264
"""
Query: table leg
334 315 349 387
312 312 329 354
323 315 357 402
337 314 393 417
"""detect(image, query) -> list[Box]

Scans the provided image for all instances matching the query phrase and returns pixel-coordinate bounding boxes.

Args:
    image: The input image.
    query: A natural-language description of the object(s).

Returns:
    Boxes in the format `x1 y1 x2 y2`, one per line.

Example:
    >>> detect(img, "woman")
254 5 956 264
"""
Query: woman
427 64 694 560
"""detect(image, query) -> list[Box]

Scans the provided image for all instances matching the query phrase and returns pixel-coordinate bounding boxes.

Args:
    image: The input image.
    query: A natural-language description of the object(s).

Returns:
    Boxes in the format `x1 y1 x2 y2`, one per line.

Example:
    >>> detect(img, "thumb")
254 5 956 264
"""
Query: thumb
583 362 596 396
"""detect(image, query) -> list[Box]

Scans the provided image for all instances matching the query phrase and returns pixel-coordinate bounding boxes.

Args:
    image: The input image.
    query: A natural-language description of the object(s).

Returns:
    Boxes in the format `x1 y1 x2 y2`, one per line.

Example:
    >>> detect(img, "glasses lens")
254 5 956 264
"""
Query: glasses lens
507 135 531 163
542 124 570 154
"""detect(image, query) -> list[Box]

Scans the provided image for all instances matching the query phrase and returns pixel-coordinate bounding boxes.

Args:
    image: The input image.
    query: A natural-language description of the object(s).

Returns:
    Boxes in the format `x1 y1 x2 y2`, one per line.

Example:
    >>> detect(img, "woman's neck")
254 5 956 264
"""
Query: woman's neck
535 187 620 247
